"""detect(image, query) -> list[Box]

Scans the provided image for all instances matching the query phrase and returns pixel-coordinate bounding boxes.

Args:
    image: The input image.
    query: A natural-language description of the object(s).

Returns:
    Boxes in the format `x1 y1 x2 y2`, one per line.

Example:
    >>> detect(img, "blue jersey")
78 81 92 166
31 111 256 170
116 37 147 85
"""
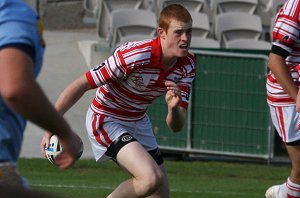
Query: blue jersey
0 0 45 162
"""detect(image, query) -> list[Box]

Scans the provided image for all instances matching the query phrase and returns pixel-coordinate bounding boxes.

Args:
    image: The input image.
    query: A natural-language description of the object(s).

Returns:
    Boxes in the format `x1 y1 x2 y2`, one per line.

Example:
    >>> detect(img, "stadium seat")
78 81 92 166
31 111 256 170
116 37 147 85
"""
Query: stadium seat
214 12 264 48
254 0 272 26
190 37 220 49
190 12 211 38
82 0 101 23
225 39 271 50
83 0 100 15
156 0 206 13
268 16 276 41
272 0 287 13
209 0 259 35
96 0 155 40
211 0 258 15
110 9 157 50
254 0 273 41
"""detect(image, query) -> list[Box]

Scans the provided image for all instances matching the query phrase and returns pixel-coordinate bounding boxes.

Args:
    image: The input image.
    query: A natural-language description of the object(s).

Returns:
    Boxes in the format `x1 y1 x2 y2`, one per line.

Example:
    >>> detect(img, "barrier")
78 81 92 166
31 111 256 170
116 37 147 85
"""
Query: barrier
147 49 273 159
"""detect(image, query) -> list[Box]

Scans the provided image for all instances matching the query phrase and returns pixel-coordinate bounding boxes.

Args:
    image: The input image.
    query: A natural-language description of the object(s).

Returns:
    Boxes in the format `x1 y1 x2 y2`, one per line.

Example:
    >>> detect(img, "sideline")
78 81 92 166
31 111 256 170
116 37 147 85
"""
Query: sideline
31 183 247 196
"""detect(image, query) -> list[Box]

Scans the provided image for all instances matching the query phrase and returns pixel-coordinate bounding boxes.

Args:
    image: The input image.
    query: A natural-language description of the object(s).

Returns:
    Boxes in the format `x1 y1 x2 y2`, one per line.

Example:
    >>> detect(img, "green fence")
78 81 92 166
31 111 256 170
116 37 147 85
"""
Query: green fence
147 50 273 159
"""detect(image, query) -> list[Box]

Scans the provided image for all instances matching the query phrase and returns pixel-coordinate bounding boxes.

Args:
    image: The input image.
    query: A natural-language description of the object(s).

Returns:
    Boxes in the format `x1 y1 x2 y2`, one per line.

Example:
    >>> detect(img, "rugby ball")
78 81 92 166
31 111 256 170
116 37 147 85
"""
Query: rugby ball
45 135 63 165
45 135 84 165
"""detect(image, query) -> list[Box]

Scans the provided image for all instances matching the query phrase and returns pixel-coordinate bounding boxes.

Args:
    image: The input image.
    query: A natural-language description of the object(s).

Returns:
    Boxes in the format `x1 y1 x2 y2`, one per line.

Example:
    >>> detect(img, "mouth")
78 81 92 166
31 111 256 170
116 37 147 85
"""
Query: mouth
179 43 189 50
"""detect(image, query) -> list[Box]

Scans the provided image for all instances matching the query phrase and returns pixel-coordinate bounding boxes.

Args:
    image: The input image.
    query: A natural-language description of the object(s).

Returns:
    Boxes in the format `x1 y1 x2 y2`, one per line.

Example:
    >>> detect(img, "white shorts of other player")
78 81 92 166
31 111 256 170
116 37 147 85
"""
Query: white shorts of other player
269 104 300 143
86 108 158 162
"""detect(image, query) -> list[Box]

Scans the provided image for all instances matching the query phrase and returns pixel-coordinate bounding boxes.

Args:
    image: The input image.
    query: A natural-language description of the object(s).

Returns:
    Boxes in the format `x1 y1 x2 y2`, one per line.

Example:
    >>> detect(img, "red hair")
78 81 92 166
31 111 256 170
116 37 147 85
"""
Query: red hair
158 4 192 32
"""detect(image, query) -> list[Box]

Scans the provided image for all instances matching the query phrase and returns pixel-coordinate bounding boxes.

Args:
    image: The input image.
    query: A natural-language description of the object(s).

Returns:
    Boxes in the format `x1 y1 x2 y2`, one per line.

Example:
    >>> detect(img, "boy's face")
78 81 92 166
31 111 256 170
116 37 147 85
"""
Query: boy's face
160 19 192 58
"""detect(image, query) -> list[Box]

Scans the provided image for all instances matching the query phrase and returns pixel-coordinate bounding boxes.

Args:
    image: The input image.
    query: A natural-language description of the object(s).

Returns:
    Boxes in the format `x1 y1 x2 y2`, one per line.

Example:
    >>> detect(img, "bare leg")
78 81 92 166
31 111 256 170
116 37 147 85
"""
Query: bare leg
146 164 170 198
286 144 300 184
107 142 163 198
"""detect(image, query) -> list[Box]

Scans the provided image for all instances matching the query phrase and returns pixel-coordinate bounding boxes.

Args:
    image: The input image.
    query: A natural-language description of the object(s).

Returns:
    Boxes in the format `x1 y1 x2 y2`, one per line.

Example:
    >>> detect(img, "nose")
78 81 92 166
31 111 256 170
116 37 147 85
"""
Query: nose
181 32 191 41
181 33 188 41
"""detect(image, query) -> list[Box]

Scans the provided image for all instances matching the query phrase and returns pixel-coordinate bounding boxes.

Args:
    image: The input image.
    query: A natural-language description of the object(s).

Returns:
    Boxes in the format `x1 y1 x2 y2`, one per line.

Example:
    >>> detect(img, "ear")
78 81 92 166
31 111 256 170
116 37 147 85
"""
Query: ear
157 27 166 39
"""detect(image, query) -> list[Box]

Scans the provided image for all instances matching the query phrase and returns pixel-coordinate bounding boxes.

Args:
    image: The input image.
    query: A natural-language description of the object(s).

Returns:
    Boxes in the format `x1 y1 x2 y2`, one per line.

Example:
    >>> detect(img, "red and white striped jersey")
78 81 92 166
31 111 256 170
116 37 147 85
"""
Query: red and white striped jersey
85 37 196 121
267 0 300 106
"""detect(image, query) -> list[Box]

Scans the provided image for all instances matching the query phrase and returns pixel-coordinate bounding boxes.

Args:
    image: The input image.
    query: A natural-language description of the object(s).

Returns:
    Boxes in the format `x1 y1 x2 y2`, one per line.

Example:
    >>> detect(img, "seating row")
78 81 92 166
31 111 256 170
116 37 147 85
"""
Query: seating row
83 0 287 27
109 10 271 50
83 0 285 50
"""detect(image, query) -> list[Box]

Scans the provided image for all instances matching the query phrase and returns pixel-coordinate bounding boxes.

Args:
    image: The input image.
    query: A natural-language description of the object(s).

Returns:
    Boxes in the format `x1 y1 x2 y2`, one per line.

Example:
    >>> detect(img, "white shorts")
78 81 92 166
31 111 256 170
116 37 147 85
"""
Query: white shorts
269 104 300 143
86 108 158 162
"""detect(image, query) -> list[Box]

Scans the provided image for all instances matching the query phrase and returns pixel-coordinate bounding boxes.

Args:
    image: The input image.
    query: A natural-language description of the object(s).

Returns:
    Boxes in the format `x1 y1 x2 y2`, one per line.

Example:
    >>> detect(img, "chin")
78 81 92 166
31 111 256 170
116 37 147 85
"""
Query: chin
178 51 188 57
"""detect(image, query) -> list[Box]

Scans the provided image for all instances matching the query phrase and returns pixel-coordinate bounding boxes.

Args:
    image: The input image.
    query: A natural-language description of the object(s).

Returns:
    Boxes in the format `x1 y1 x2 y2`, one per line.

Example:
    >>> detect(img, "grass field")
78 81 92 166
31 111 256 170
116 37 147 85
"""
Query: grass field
18 158 290 198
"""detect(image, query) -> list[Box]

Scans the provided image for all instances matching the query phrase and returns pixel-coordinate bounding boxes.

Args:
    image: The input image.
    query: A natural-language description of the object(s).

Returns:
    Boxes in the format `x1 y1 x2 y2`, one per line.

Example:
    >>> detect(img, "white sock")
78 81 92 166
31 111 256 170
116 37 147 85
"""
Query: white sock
277 181 288 198
286 177 300 198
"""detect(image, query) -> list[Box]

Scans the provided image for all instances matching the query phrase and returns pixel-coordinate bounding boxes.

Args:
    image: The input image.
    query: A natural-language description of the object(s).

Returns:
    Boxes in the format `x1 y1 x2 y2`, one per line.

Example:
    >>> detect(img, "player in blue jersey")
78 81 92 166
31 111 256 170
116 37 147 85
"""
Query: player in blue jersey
0 0 82 189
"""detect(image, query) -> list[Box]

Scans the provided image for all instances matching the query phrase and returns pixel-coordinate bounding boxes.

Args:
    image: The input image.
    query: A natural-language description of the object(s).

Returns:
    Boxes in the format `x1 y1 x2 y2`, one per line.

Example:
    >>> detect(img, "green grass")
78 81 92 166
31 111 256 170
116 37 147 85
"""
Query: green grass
18 158 290 198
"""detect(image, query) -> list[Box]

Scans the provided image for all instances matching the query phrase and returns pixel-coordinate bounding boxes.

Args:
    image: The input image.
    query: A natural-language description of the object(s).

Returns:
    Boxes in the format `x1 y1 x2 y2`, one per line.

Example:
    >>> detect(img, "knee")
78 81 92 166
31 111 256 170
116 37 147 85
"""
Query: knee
138 168 164 196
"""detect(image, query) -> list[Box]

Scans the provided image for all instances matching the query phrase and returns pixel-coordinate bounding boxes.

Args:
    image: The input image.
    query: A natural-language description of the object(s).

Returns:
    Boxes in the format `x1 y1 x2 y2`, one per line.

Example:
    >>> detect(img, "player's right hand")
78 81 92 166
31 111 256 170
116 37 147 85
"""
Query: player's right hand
55 131 83 169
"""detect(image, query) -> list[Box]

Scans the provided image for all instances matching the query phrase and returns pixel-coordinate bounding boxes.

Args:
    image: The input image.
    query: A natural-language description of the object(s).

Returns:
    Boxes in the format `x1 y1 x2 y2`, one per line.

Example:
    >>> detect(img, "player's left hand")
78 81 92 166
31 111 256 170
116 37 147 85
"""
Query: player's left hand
40 132 52 157
165 80 182 109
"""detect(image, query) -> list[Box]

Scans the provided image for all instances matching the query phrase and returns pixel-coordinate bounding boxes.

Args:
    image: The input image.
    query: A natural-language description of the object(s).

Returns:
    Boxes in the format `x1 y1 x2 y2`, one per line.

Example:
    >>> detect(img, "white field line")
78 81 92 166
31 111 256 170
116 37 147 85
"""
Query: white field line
31 183 247 195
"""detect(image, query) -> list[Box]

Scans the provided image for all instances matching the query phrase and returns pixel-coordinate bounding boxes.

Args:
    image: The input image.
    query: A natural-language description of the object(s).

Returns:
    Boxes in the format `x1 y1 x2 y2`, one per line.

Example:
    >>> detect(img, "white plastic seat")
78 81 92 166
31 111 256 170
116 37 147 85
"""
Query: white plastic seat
211 0 258 15
210 0 258 25
110 9 157 49
96 0 155 40
226 39 271 50
254 0 272 27
83 0 100 14
190 12 210 38
156 0 206 13
190 37 220 48
214 12 263 47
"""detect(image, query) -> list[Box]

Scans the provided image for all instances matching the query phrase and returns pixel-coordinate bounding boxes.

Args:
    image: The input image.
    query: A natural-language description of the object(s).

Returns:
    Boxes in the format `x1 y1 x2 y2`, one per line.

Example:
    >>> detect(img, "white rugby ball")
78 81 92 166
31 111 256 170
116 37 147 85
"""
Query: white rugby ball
45 135 84 165
45 135 62 165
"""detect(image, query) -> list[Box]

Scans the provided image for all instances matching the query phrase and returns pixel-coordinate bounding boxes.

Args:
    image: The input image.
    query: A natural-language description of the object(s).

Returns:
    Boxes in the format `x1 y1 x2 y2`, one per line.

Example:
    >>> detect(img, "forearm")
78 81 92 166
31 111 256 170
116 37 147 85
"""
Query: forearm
4 80 72 139
55 75 90 115
269 53 298 101
0 47 73 139
166 106 186 132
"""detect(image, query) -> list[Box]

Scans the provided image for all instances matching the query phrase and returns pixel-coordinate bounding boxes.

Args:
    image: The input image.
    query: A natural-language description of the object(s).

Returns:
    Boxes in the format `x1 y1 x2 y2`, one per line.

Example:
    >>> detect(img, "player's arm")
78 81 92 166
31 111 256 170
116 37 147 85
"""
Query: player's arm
55 74 92 115
268 52 298 101
165 80 186 132
0 47 82 169
41 74 91 154
0 47 72 137
269 6 299 103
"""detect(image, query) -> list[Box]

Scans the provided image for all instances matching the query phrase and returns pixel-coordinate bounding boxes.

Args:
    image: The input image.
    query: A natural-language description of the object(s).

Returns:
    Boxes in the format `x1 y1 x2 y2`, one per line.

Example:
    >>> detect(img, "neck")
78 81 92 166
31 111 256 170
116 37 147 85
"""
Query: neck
162 57 177 71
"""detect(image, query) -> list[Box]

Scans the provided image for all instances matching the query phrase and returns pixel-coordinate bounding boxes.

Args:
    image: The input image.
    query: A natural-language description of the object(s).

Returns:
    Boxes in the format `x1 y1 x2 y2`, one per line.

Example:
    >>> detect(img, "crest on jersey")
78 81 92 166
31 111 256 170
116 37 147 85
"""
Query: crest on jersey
131 75 145 88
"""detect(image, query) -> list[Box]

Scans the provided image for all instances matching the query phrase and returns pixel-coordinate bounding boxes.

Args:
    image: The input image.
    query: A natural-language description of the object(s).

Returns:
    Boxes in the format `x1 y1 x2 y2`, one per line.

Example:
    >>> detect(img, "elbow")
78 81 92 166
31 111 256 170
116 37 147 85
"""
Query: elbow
168 124 184 133
1 86 26 104
171 128 182 133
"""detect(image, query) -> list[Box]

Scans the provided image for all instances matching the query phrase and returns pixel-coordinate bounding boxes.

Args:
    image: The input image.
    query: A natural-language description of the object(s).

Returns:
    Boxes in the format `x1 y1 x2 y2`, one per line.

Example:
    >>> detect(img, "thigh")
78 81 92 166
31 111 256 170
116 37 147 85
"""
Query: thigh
85 109 133 162
116 141 161 178
131 115 158 151
269 105 300 143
